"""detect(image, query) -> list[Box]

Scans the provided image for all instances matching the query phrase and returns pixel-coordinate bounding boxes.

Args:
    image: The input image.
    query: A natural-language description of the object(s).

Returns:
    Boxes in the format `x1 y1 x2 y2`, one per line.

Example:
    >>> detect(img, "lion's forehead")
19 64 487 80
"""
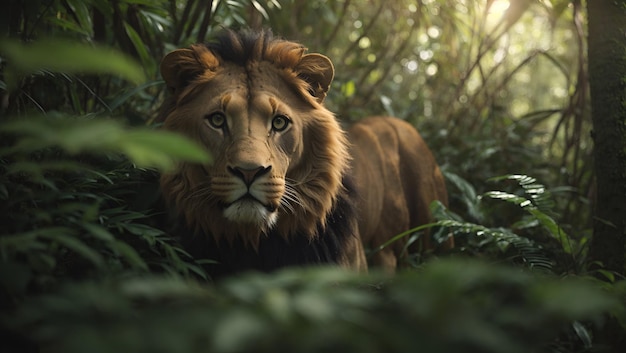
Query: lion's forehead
222 93 276 120
201 63 307 111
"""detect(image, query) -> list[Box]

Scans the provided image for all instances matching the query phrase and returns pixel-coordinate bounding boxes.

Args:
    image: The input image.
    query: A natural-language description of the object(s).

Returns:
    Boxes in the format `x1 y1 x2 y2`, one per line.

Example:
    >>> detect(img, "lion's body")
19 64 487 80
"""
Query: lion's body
159 29 450 276
349 117 452 268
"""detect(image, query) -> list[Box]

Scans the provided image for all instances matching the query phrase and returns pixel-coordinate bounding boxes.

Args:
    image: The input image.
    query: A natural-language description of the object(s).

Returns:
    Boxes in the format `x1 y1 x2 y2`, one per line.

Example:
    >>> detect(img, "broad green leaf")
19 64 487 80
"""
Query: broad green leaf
527 208 571 253
1 117 211 171
0 118 122 154
595 269 616 283
123 22 154 73
0 39 145 88
120 130 212 170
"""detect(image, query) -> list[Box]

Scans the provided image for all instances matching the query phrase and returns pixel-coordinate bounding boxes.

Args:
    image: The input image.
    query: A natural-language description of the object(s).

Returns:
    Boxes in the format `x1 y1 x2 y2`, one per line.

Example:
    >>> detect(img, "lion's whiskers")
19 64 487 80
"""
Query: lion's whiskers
281 184 304 215
279 198 295 214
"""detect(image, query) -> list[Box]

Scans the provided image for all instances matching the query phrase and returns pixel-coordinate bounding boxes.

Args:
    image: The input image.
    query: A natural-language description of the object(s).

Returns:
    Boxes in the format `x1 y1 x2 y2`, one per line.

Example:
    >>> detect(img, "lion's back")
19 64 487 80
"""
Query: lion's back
348 116 451 268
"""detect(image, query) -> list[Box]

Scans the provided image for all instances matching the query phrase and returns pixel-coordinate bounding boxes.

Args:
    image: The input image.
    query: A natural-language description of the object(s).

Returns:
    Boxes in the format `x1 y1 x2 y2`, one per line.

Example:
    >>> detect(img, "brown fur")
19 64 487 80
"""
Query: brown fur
159 29 450 273
349 117 454 269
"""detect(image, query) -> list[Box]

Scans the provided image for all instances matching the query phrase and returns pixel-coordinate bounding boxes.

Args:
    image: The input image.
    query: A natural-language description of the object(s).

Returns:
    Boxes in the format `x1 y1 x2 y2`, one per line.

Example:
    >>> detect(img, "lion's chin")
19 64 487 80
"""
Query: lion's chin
223 199 278 230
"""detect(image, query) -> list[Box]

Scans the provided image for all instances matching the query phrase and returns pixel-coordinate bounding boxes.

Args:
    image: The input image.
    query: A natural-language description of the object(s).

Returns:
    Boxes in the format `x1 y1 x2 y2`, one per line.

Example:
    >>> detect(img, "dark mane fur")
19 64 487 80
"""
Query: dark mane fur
207 28 279 65
178 177 359 278
203 28 308 71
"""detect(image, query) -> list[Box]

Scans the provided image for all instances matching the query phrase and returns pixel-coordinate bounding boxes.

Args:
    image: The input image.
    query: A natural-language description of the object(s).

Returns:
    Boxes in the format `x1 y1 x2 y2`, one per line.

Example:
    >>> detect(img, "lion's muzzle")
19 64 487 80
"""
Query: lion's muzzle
212 161 283 229
228 165 271 186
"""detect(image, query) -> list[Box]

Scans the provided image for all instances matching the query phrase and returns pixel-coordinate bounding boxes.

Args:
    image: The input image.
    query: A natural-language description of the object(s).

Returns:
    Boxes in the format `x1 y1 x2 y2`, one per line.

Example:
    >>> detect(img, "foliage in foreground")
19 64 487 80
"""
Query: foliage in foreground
3 260 624 353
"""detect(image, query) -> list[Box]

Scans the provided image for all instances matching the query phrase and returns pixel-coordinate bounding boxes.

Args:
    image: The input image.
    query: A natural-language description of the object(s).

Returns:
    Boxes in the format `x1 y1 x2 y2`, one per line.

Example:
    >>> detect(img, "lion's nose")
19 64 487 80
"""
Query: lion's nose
228 165 271 186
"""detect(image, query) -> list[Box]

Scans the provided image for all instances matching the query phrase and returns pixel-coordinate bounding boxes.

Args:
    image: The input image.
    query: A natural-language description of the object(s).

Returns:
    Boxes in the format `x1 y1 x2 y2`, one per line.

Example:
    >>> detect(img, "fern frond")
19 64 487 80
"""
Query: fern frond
437 219 554 272
430 201 553 272
489 174 556 215
486 175 573 254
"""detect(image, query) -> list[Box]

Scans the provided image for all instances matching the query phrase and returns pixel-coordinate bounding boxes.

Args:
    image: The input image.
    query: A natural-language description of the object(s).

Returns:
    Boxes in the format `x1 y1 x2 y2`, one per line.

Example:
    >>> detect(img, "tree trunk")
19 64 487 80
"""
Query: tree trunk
587 0 626 276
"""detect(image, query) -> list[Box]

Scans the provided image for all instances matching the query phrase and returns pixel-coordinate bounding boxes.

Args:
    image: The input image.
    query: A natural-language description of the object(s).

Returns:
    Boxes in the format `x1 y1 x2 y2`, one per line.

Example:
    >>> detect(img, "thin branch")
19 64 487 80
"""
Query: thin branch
184 0 205 41
323 0 351 53
173 0 195 44
25 0 56 40
196 0 214 43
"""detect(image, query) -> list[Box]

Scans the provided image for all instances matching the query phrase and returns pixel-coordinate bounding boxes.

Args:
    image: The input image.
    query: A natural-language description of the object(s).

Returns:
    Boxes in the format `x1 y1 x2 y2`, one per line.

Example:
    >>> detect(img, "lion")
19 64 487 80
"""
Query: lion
159 29 452 277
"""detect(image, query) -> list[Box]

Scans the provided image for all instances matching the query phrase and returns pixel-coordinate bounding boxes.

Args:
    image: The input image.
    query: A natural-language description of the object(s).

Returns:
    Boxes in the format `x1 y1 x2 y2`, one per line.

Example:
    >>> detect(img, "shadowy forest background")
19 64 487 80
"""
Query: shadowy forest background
1 0 625 352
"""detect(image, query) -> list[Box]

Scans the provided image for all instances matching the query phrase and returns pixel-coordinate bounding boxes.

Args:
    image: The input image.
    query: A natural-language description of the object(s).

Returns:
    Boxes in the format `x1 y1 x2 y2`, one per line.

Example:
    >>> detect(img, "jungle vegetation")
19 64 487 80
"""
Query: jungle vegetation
1 0 625 352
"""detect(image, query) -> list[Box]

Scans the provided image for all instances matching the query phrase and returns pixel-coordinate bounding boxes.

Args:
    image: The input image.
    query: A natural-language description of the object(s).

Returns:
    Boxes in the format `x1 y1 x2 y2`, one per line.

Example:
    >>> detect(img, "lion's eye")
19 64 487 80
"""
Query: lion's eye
271 115 290 132
206 113 226 129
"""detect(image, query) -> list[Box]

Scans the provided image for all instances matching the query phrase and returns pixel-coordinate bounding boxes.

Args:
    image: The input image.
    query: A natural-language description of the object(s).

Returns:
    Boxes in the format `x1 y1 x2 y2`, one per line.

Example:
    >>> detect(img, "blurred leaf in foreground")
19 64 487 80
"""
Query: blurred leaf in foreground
0 117 211 171
0 38 146 89
3 260 621 353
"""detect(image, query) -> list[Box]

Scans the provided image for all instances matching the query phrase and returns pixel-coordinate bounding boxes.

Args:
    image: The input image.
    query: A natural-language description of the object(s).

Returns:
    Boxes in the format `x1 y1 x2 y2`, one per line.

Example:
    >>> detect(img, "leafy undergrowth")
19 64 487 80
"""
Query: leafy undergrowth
3 260 624 353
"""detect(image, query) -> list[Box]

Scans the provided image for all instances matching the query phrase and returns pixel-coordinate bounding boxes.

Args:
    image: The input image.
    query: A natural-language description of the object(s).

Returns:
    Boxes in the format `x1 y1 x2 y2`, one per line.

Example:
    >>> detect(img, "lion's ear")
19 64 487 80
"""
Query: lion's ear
296 53 334 103
160 45 219 94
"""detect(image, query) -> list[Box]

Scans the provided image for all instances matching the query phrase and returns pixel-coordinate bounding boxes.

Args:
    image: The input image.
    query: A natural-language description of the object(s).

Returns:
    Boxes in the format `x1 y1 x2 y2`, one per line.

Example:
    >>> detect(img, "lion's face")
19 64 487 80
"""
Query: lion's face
169 63 304 230
159 34 349 247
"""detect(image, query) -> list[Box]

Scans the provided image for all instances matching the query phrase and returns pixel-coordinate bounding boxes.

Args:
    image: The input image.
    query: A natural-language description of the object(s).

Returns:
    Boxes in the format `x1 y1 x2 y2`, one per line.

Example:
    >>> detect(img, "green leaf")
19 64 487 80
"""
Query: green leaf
443 170 483 222
0 38 146 88
485 187 571 251
42 233 105 269
119 130 212 170
526 208 572 253
80 223 115 242
108 240 148 271
594 269 616 283
108 80 163 111
0 117 122 155
0 228 62 251
1 117 211 171
572 321 593 349
123 22 154 73
65 0 95 35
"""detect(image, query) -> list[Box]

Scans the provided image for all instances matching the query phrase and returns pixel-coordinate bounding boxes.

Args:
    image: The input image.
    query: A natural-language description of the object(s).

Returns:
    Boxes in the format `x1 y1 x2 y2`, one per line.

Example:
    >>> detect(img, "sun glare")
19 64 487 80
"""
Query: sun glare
487 0 511 26
489 0 511 14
